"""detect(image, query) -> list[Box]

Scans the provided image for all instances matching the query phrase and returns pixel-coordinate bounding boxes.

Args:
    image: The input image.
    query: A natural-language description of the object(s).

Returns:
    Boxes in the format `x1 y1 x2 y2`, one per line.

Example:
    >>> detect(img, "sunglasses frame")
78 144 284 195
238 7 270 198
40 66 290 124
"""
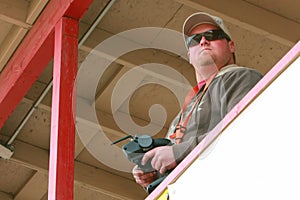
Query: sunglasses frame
186 29 231 48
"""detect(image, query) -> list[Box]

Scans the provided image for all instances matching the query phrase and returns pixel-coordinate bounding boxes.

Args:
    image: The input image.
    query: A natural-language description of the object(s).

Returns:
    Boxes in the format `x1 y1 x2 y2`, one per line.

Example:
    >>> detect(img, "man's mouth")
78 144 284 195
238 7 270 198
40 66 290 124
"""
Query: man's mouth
202 48 211 51
199 48 211 54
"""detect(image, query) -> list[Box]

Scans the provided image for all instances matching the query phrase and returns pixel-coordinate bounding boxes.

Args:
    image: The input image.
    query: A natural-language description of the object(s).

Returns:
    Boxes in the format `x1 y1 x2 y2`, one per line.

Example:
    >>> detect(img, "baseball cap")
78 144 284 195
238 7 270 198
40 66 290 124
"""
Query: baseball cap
183 12 231 41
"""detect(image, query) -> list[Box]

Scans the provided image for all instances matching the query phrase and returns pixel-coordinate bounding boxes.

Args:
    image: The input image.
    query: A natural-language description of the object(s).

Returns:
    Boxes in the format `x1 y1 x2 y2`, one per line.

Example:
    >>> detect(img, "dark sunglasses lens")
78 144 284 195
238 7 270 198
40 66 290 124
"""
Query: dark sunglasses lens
203 31 214 41
188 34 202 47
186 30 229 48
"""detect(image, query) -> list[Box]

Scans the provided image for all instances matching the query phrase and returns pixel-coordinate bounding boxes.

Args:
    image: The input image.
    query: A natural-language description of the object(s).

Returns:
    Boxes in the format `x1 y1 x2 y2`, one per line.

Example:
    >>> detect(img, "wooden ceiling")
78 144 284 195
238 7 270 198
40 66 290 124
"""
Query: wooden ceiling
0 0 299 199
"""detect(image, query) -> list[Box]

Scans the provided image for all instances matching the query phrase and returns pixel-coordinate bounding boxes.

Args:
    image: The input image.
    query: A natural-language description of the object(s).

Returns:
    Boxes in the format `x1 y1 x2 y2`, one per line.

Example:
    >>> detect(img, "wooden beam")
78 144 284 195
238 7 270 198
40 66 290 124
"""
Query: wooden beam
18 96 168 160
0 0 48 70
0 0 29 68
10 139 146 199
26 0 49 24
79 44 191 98
0 27 28 71
0 31 54 128
0 192 12 200
0 0 93 130
0 15 31 29
14 172 48 200
48 16 78 200
0 0 28 23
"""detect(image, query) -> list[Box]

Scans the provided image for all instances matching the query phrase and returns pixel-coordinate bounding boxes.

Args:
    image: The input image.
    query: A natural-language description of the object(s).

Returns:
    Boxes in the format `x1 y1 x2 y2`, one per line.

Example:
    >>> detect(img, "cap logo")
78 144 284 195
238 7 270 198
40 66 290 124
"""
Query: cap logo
214 17 222 25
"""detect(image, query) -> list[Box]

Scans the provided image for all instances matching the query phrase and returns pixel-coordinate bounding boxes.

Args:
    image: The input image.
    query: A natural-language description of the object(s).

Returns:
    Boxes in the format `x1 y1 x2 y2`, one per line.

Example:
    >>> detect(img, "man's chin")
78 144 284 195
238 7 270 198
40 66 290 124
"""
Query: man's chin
194 62 218 77
195 59 216 68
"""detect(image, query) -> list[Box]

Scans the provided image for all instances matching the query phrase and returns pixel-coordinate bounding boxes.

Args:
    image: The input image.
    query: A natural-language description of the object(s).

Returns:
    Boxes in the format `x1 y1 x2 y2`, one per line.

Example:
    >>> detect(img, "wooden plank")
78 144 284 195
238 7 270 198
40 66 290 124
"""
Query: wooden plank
0 0 48 70
26 0 49 24
0 15 31 29
48 16 78 200
0 0 28 23
0 192 12 200
10 139 146 199
14 172 48 200
0 0 93 129
0 27 28 71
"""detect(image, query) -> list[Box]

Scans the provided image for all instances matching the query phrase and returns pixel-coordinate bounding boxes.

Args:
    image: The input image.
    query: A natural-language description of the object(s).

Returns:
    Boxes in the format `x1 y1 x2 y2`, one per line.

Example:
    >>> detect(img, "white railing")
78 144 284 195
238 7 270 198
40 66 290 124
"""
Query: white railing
147 40 300 200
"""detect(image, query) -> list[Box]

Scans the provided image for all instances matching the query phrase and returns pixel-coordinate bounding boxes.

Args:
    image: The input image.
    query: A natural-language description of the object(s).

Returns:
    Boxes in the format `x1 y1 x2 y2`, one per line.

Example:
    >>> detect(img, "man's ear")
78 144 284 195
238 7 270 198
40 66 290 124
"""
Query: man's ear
187 51 191 64
229 41 235 53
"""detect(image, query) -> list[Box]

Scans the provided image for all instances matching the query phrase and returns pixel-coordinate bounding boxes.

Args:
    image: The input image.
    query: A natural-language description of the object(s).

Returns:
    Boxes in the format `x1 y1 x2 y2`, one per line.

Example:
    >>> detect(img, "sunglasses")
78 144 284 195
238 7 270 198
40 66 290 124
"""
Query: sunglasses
185 29 231 48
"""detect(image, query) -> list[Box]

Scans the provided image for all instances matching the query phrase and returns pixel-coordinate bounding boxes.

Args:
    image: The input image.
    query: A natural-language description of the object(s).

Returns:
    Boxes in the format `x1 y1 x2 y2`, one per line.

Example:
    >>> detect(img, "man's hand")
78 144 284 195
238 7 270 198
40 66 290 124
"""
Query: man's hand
142 146 177 174
132 165 158 188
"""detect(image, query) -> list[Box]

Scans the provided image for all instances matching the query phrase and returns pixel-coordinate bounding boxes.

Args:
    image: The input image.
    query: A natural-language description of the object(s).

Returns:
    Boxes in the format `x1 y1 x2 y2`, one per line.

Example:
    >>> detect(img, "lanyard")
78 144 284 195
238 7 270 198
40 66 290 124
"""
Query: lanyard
169 72 217 144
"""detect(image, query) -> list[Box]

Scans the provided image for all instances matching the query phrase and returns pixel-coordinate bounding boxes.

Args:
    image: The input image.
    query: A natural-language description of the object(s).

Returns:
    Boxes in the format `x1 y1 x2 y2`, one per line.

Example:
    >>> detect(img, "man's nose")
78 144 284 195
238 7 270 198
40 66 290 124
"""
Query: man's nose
199 36 209 46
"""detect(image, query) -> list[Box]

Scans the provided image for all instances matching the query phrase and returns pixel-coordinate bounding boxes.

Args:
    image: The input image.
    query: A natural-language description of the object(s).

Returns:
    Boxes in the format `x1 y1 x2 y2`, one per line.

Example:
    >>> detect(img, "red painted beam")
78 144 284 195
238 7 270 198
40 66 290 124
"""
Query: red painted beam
0 0 93 129
65 0 94 19
48 17 78 200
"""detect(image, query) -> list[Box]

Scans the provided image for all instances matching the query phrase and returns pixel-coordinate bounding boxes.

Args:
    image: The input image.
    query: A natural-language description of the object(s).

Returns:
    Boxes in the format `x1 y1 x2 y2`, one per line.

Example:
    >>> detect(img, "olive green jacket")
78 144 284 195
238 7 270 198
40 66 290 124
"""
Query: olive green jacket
167 64 263 163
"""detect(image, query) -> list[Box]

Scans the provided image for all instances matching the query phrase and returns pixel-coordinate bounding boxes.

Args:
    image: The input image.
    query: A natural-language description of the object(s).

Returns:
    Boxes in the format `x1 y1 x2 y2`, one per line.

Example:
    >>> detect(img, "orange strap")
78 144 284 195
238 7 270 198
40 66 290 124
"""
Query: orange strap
169 72 217 144
169 83 205 144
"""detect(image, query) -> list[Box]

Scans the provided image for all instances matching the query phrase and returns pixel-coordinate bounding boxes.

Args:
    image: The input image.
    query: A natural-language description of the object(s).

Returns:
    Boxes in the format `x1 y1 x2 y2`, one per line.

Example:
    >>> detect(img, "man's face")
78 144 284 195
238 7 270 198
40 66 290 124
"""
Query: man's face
187 24 235 73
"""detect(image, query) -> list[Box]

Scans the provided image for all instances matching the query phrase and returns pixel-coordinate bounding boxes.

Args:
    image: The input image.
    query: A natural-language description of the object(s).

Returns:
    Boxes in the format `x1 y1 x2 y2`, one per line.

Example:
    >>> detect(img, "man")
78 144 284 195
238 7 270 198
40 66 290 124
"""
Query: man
132 12 263 189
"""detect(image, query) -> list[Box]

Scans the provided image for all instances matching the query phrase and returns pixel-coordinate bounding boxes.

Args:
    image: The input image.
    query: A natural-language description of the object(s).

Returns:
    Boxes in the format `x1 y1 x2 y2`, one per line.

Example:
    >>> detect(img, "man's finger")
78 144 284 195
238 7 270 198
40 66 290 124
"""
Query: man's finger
141 148 155 165
132 165 143 175
160 165 167 174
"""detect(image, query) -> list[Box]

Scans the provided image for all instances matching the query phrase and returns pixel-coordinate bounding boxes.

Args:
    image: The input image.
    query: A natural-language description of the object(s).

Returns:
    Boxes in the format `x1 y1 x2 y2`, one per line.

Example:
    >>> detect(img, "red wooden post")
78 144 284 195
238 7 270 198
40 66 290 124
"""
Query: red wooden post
0 0 93 130
48 17 78 200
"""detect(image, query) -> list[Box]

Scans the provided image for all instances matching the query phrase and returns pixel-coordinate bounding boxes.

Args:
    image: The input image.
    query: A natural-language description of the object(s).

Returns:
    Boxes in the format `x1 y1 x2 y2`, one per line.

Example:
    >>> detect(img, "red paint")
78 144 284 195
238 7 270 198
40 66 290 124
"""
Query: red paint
0 0 93 129
48 17 78 200
0 0 93 199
